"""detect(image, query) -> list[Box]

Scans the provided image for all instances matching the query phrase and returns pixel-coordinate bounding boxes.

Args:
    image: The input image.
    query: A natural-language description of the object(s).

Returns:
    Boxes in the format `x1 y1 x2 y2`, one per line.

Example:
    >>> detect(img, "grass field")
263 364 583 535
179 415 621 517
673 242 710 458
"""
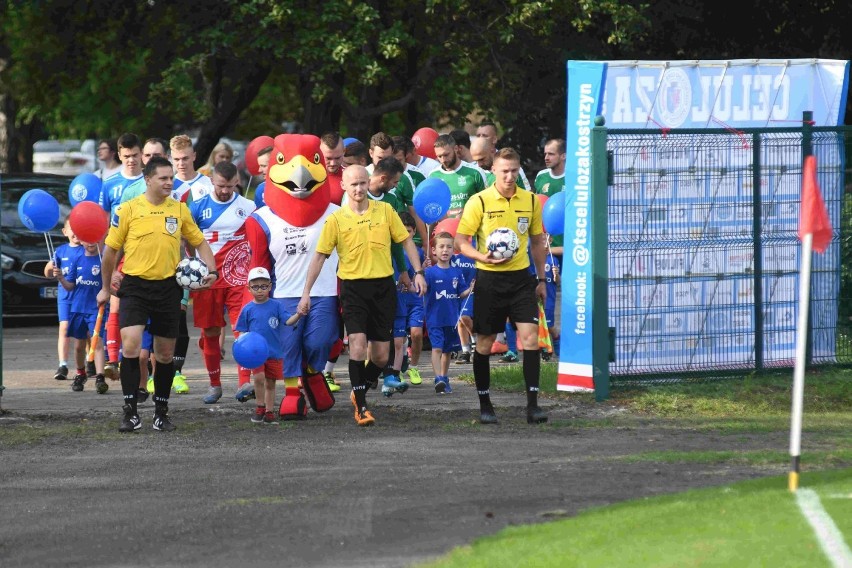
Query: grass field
437 364 852 567
421 468 851 568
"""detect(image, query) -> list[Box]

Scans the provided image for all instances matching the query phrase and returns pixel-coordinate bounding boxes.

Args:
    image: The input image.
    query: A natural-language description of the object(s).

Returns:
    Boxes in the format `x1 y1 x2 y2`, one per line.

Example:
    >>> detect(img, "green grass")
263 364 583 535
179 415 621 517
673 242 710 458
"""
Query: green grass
462 364 852 419
420 468 852 568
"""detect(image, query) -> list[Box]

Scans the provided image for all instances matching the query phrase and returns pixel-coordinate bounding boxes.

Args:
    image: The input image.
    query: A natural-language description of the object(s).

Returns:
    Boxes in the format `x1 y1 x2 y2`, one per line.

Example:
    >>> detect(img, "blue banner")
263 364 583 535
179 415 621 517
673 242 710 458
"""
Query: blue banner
598 59 850 128
559 61 607 392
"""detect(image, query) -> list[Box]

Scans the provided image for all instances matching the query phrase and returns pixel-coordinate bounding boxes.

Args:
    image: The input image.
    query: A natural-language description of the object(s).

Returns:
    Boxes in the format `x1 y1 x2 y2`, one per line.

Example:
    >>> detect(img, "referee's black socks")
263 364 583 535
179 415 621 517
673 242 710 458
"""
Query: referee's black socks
120 357 141 412
523 349 541 407
349 359 368 409
153 360 175 401
473 351 492 409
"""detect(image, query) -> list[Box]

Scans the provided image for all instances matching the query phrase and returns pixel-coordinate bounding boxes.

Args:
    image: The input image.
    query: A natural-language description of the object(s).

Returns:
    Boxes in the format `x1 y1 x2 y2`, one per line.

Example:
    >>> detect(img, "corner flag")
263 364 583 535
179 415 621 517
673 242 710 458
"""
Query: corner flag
789 155 832 493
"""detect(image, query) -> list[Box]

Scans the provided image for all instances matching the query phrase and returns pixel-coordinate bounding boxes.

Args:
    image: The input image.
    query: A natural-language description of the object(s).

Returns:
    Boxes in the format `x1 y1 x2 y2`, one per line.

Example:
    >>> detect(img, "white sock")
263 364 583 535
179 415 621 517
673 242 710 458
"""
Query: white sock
324 361 335 373
461 344 470 353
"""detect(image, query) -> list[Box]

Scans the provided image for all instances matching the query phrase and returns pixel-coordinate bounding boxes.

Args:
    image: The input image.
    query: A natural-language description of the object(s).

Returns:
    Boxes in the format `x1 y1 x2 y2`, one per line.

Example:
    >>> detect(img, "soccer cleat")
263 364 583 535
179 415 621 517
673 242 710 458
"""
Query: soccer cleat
118 404 142 432
203 386 223 404
442 376 452 394
103 361 119 381
262 411 278 425
235 382 256 403
86 360 97 378
407 367 422 385
434 377 446 394
349 390 357 410
381 375 409 398
95 374 108 394
354 406 375 426
251 406 266 424
53 365 69 381
480 407 499 425
137 388 150 404
526 406 548 425
455 352 471 364
152 404 176 432
541 351 552 362
499 351 519 363
324 372 341 392
71 373 87 392
172 373 190 394
146 377 154 394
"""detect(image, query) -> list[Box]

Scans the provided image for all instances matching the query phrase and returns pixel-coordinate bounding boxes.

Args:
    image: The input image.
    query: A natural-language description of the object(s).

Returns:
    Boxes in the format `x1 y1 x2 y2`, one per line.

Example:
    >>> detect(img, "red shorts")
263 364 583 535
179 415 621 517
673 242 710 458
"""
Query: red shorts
249 358 283 380
192 286 245 330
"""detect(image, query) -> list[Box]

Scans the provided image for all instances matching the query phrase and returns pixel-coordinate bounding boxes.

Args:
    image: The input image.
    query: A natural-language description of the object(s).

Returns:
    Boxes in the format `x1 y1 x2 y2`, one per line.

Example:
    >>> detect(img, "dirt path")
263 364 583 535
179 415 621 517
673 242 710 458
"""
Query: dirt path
0 358 780 568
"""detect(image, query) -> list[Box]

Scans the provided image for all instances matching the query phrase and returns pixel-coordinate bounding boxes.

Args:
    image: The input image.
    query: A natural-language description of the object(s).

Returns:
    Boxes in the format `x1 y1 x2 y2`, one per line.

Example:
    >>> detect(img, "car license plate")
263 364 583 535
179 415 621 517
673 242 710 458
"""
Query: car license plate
40 286 59 299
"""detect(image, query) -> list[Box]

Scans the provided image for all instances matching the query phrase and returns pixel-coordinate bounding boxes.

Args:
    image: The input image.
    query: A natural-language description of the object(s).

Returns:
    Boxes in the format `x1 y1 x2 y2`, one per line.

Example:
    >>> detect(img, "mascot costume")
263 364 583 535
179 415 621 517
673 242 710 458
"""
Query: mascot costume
244 134 339 419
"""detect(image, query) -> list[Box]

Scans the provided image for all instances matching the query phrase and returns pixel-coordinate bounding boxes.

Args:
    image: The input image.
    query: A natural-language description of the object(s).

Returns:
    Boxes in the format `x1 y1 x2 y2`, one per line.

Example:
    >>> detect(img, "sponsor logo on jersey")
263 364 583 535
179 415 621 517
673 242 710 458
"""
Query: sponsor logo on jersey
268 316 279 329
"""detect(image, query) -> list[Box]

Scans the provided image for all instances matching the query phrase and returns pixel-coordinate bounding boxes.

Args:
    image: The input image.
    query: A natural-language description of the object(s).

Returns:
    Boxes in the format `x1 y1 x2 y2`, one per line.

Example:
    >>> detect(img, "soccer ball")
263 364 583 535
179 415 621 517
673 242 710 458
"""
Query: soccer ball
175 257 209 290
486 227 520 260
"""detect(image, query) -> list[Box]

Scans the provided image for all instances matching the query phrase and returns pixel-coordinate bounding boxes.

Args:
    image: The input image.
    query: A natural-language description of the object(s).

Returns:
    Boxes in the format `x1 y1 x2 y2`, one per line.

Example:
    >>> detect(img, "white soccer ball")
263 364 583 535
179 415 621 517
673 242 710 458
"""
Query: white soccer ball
486 227 520 260
175 257 209 290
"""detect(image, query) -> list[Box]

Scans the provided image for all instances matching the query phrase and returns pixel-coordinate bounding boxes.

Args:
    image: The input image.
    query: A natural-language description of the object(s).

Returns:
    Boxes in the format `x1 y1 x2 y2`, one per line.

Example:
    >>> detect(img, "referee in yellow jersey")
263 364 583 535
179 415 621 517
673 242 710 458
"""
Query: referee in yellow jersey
298 165 426 426
455 148 549 425
97 156 218 433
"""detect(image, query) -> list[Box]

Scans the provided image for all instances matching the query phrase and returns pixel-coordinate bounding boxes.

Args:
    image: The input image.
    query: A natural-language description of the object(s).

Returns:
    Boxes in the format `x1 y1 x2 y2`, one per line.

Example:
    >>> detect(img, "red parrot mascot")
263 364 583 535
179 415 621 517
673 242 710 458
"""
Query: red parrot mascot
244 134 340 420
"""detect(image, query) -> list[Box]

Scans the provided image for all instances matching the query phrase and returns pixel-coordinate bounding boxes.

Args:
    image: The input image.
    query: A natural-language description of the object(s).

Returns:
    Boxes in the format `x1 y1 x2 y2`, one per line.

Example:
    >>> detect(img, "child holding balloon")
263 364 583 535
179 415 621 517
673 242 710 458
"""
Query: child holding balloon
234 267 300 425
45 219 85 381
53 240 108 394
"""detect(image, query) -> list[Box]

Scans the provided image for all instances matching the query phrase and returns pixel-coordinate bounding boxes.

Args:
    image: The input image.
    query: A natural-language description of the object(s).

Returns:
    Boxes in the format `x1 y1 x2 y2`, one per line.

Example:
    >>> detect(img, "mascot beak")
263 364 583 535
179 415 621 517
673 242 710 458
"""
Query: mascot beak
268 155 327 200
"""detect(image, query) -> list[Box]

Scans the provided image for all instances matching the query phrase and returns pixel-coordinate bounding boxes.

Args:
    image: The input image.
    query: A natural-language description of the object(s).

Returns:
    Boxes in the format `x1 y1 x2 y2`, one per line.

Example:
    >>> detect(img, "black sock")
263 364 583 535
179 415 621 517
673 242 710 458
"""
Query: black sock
523 349 541 407
120 357 140 412
473 351 492 410
349 359 367 409
174 312 189 372
153 360 175 403
364 360 384 386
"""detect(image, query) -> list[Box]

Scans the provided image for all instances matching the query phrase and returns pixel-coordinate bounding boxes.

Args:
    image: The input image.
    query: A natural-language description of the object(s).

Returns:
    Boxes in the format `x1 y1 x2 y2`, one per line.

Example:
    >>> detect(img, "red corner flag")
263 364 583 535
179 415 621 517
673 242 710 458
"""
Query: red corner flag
798 155 832 254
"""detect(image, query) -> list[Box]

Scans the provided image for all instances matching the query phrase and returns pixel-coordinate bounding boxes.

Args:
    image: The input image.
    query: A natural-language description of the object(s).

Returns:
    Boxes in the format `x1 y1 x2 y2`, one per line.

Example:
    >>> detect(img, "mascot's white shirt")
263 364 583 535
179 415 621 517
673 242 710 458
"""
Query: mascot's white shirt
252 204 339 298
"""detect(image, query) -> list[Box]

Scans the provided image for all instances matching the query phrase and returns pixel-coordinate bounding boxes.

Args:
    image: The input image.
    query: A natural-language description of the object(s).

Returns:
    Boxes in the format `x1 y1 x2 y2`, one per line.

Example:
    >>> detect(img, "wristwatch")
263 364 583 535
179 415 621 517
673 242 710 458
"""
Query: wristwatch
415 270 425 276
208 270 219 278
537 277 546 283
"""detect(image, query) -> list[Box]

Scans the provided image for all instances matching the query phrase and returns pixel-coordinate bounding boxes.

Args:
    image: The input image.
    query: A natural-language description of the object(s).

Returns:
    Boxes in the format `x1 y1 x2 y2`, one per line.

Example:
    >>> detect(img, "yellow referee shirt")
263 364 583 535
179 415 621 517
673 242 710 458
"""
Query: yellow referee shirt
457 184 543 272
316 200 410 280
105 195 205 280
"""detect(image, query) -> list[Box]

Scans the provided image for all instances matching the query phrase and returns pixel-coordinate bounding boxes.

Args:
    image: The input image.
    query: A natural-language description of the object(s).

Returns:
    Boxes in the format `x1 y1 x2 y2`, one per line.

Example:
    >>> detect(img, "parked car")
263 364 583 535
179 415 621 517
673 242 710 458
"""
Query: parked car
32 139 95 176
1 173 74 318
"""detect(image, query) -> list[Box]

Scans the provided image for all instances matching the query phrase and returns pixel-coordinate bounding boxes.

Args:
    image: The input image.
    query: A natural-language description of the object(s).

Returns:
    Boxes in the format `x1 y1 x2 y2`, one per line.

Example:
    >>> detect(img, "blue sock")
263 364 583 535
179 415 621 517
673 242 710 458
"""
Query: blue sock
505 324 517 353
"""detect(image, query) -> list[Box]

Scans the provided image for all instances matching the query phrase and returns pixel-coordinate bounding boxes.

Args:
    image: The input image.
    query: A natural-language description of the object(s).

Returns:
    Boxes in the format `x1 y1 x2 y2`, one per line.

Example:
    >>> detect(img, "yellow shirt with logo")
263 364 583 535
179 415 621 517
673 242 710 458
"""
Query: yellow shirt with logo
457 184 543 272
105 195 205 280
316 200 410 280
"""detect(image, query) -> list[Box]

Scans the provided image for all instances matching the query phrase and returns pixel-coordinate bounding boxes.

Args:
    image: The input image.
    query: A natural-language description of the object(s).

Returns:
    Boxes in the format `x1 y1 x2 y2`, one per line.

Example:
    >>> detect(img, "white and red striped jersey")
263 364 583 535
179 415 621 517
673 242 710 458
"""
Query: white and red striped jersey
189 192 256 288
172 173 214 204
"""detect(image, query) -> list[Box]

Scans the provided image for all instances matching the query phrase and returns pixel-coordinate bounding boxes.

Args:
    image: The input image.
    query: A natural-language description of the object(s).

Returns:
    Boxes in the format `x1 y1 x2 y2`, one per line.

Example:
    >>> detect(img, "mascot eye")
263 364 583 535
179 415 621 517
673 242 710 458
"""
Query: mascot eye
314 153 321 164
276 153 285 164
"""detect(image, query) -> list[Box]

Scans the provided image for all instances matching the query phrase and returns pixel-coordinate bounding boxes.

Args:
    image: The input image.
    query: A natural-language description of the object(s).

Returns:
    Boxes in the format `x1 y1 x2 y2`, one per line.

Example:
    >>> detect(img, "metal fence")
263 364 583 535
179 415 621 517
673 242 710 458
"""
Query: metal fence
604 121 852 383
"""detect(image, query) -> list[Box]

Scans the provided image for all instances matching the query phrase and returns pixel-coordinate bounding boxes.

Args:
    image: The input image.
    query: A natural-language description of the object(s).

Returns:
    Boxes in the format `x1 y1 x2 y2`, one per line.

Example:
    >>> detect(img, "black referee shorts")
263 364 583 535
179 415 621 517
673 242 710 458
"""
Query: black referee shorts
117 275 183 338
340 277 397 342
472 268 539 336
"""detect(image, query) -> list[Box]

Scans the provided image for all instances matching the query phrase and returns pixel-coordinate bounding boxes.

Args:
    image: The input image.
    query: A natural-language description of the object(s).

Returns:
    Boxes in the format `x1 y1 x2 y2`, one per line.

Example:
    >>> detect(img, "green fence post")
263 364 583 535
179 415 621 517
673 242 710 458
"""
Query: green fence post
592 116 610 401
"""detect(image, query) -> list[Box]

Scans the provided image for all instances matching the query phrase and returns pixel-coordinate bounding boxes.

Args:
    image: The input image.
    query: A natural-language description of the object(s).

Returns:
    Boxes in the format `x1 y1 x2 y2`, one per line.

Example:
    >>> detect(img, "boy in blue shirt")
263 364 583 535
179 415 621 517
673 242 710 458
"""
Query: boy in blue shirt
235 267 300 424
54 240 108 394
451 244 477 364
424 232 473 394
383 212 426 396
45 219 84 381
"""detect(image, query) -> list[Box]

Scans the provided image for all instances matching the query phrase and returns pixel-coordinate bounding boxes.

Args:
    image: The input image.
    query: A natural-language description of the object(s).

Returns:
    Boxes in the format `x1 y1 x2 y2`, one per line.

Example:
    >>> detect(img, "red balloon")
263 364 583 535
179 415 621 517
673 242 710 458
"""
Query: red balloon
412 127 439 160
537 193 548 210
434 217 460 238
245 135 275 176
69 201 109 243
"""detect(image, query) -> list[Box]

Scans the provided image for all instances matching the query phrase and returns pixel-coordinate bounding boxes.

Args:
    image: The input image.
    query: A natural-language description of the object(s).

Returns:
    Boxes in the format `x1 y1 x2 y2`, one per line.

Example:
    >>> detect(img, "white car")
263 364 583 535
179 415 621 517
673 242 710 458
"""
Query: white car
32 139 96 176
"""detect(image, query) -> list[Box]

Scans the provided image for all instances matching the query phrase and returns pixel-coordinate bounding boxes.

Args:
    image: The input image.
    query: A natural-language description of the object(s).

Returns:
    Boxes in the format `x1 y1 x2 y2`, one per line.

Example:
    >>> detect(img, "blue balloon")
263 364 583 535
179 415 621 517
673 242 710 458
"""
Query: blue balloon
18 189 61 232
413 178 451 224
542 191 566 236
232 332 269 369
253 182 266 208
343 137 359 147
68 173 102 206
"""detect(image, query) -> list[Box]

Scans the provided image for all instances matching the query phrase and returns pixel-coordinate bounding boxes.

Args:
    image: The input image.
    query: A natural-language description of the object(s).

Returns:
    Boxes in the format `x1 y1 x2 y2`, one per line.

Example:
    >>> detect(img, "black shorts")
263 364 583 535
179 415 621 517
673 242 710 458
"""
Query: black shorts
117 275 183 338
340 277 396 342
472 269 538 336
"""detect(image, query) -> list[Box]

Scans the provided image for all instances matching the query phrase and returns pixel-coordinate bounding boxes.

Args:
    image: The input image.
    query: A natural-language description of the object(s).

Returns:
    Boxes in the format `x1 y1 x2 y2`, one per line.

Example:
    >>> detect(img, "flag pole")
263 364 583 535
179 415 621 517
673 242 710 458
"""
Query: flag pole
788 232 813 492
